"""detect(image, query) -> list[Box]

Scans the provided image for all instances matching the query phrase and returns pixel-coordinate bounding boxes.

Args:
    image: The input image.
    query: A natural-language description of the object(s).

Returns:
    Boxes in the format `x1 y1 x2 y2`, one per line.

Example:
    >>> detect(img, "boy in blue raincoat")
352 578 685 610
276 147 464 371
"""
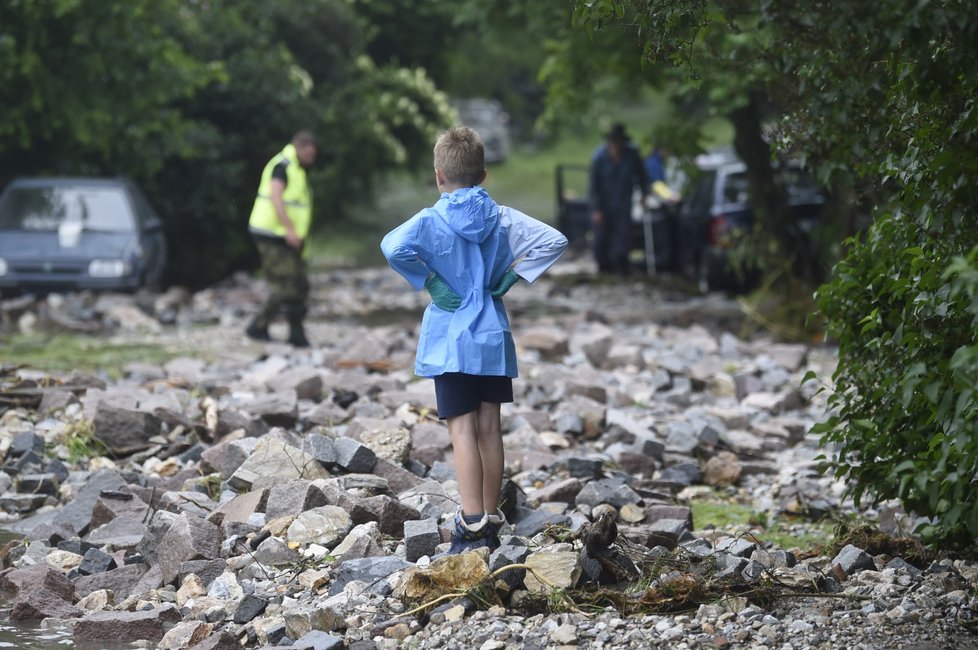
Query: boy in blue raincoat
381 127 568 553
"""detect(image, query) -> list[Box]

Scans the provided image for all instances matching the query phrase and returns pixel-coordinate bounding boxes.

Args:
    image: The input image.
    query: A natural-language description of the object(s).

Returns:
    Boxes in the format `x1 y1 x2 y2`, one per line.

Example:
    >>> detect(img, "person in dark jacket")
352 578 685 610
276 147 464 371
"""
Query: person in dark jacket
588 123 648 275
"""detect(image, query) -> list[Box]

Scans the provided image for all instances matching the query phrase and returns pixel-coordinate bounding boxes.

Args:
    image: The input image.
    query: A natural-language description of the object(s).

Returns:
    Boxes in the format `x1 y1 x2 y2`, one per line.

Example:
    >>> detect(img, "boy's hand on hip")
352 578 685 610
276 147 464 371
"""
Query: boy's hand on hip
490 269 520 298
425 273 461 312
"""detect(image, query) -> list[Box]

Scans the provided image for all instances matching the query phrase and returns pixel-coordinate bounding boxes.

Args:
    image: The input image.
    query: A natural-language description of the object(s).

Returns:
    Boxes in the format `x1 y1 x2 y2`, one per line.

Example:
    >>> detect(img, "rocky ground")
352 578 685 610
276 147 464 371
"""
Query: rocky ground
0 255 976 650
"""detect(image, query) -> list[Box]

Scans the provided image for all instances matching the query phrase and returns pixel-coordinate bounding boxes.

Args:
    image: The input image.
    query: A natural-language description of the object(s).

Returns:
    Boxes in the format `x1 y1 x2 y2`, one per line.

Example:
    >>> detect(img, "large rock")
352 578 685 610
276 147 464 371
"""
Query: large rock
348 495 420 536
520 325 570 360
524 550 581 593
702 451 742 487
2 564 80 621
329 557 412 596
74 606 182 644
12 469 127 540
92 402 163 455
245 390 299 428
265 480 332 521
229 437 330 491
270 367 324 401
157 513 221 586
359 427 411 465
200 437 259 479
395 552 489 604
158 621 213 650
287 506 353 547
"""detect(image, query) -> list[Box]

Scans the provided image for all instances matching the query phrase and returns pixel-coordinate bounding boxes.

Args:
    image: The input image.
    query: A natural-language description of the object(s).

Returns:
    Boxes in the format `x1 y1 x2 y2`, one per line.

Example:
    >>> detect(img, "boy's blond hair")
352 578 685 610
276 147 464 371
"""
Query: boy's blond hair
434 126 485 186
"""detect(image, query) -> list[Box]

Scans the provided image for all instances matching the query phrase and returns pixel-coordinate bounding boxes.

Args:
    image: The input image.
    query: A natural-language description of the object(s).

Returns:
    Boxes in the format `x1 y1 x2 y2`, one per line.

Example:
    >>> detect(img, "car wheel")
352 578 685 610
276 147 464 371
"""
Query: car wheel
698 249 731 294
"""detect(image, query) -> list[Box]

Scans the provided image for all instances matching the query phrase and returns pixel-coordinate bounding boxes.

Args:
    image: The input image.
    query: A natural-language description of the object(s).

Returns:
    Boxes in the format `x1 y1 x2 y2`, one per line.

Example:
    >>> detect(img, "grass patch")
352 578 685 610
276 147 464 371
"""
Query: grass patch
691 498 835 553
2 333 174 379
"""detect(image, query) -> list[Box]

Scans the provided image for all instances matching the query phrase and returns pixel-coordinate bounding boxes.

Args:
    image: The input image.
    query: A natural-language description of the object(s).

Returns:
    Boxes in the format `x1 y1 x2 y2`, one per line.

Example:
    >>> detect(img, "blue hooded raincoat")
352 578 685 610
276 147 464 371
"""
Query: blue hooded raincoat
381 186 568 378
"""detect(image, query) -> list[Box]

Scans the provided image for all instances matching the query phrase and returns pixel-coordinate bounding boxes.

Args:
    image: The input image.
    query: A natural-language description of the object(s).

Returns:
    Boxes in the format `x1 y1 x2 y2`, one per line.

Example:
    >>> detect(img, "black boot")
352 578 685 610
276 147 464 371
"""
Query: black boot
287 318 310 348
245 320 270 341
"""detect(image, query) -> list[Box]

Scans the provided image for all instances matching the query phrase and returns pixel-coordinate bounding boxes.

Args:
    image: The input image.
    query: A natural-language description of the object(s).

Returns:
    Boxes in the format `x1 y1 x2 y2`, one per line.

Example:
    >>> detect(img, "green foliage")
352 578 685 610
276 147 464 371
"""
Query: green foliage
60 420 109 464
566 0 978 545
0 0 454 289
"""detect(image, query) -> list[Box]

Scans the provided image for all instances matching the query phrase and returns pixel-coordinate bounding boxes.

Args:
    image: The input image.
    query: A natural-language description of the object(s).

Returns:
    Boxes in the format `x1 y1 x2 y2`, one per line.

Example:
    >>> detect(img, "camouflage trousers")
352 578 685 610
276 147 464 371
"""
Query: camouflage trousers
252 237 310 327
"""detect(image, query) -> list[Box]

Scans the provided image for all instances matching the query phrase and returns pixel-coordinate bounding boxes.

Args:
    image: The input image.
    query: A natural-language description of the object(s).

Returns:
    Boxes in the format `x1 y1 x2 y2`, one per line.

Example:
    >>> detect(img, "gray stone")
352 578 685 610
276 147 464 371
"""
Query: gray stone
78 548 117 575
304 433 337 467
178 559 227 588
228 437 330 492
157 514 221 586
716 538 758 558
359 427 411 464
489 544 531 590
9 468 127 540
92 403 163 455
86 513 149 548
3 564 80 620
742 560 766 582
645 505 693 527
73 606 182 644
527 478 582 505
233 594 268 624
832 544 876 576
371 457 424 493
520 325 570 359
9 431 45 457
293 630 344 650
272 367 324 401
287 506 353 547
403 518 441 562
200 437 259 480
566 457 603 479
74 563 149 599
658 462 700 486
426 460 456 482
554 412 584 435
254 536 302 565
574 478 641 509
158 621 213 650
284 604 345 640
208 488 268 527
265 480 331 521
512 509 572 538
247 390 299 427
9 584 82 621
349 495 419 536
332 437 377 473
328 557 412 596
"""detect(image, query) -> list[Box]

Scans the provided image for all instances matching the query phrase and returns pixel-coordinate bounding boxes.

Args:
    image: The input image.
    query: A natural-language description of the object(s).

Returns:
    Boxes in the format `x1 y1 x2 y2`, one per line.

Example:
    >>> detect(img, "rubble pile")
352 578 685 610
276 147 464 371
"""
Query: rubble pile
0 262 975 649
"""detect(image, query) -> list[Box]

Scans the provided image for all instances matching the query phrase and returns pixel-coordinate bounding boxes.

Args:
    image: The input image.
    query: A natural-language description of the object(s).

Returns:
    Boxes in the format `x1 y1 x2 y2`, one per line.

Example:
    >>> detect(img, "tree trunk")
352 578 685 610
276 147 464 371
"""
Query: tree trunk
728 93 816 286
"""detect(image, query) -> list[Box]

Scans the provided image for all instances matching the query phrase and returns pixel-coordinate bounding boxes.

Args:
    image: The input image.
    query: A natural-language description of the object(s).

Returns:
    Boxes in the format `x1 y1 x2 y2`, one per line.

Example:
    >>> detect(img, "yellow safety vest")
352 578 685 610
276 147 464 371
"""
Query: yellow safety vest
248 143 313 239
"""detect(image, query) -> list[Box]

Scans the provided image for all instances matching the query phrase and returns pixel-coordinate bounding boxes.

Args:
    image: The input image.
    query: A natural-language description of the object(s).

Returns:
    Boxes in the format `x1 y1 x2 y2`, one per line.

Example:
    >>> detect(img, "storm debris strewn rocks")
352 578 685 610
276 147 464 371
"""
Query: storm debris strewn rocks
0 259 975 649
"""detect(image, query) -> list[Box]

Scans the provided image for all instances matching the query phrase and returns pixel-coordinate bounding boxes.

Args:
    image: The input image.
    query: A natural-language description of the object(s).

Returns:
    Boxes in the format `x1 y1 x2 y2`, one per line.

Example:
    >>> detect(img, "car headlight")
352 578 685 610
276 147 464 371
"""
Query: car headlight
0 257 7 277
88 259 131 278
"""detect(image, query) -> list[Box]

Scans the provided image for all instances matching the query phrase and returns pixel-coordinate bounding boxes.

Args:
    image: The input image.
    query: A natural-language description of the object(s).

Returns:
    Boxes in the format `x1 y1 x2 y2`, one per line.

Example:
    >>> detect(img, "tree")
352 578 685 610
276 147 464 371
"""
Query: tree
0 0 454 289
570 0 978 544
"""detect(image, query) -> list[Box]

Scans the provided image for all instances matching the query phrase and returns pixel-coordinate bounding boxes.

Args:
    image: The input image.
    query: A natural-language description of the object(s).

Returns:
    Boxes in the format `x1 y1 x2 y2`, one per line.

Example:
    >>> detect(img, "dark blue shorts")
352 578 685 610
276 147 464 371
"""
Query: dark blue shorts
433 373 514 419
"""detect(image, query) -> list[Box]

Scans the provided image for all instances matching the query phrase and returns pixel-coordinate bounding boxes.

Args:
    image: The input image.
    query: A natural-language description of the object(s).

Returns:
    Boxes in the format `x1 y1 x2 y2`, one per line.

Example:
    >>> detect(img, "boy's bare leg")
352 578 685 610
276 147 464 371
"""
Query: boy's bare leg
476 402 504 514
447 410 485 515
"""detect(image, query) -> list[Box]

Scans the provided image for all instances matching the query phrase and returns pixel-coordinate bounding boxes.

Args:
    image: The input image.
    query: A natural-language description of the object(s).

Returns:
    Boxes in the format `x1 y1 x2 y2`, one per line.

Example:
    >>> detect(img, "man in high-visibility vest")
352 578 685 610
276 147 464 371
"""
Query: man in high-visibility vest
245 131 318 347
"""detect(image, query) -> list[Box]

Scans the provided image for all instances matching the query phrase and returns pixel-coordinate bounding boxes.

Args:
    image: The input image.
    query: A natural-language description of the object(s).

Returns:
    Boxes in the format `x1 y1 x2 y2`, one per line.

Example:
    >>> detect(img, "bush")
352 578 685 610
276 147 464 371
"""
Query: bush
815 214 978 545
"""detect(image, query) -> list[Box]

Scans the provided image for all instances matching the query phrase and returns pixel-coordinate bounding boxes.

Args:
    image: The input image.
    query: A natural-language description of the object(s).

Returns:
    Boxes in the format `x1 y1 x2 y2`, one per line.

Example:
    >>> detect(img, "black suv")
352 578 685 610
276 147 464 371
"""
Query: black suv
678 159 825 292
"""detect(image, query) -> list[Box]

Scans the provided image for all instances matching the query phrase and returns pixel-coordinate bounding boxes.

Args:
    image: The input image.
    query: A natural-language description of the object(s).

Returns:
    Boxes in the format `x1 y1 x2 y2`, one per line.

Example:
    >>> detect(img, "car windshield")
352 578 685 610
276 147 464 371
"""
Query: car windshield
0 185 133 233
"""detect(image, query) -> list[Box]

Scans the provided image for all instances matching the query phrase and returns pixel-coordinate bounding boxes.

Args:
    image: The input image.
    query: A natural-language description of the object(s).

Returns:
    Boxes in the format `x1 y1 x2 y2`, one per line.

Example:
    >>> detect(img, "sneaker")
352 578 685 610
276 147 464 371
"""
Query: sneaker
486 509 507 550
245 322 270 341
447 511 493 555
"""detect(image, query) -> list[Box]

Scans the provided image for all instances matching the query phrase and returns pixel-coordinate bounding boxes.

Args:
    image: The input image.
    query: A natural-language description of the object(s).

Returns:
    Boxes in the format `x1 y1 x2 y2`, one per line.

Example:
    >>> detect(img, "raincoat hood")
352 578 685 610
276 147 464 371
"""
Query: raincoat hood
436 186 499 243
